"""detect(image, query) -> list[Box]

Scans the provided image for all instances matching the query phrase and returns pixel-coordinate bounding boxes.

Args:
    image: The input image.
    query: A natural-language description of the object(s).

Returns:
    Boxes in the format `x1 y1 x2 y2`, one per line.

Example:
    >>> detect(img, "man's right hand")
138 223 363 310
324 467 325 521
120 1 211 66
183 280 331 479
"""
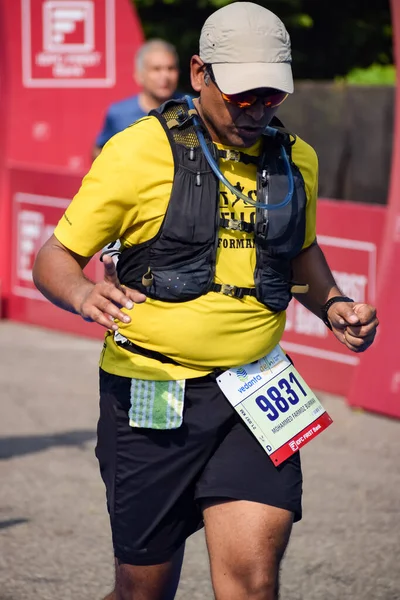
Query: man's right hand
78 255 146 330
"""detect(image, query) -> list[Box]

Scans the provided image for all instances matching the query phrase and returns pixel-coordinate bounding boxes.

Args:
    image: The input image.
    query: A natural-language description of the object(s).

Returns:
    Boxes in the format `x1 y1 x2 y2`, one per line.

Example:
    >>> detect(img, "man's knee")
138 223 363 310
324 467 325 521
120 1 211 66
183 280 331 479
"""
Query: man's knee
241 570 279 600
113 546 184 600
212 560 280 600
204 500 292 600
115 564 166 600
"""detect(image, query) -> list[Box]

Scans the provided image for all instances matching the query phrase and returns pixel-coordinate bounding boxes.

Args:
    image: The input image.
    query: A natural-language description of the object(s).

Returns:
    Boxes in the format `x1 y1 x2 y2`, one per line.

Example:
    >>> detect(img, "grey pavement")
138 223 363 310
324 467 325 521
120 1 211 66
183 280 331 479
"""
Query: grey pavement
0 321 399 600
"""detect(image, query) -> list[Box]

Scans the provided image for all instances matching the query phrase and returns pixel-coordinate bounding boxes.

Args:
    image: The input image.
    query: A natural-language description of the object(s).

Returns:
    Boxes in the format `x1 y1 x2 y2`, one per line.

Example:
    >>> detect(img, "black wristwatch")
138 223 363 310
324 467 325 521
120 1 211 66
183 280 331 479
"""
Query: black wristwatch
321 296 354 330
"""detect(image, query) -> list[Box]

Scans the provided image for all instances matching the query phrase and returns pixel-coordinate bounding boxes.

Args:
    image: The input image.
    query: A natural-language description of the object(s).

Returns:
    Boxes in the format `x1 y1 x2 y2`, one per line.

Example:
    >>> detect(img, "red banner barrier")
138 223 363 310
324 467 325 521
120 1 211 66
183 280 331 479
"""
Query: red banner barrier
0 0 144 315
8 166 104 339
346 0 400 419
1 0 143 170
281 199 385 397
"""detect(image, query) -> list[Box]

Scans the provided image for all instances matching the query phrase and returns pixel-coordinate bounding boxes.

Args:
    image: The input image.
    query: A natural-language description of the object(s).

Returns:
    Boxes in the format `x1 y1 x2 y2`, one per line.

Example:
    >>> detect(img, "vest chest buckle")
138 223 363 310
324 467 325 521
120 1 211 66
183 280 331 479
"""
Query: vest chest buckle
224 149 240 162
227 218 243 231
220 284 236 297
220 284 245 299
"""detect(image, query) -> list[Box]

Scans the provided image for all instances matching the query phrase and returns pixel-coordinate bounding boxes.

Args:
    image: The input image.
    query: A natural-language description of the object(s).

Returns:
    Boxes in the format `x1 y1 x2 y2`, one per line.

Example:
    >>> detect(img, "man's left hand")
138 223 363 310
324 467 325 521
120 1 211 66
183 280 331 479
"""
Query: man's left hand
327 302 379 353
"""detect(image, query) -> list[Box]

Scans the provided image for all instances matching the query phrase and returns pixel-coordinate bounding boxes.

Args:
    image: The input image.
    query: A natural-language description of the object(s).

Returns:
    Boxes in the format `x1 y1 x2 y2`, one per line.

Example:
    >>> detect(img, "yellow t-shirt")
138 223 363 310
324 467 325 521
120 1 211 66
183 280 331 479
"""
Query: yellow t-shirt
54 115 318 380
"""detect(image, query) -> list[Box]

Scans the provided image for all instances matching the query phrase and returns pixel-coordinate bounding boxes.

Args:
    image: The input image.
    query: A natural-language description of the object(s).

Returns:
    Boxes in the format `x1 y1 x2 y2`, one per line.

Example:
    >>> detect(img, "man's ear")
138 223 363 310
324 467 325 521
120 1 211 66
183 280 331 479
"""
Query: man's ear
134 67 143 86
190 55 205 92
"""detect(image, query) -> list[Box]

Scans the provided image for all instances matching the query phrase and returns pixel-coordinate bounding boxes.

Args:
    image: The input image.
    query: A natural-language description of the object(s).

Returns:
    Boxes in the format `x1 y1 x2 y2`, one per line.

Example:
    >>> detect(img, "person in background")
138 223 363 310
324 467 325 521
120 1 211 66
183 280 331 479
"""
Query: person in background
93 39 180 159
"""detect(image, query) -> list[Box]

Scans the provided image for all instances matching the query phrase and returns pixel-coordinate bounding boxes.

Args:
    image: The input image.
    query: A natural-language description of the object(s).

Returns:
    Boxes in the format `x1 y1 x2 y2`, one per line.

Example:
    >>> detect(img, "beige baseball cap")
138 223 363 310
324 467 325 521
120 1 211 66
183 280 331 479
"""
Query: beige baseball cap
199 2 293 95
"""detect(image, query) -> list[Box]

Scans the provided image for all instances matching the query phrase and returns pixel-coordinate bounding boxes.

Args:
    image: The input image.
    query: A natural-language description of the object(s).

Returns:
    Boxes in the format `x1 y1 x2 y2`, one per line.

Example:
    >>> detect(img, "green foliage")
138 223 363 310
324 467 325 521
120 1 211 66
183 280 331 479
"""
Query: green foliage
299 13 313 28
340 63 396 86
131 0 393 90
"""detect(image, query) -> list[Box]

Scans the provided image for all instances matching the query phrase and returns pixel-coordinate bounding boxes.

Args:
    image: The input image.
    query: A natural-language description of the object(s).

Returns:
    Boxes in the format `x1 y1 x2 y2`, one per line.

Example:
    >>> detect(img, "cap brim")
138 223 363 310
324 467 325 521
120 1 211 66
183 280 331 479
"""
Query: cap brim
212 62 294 95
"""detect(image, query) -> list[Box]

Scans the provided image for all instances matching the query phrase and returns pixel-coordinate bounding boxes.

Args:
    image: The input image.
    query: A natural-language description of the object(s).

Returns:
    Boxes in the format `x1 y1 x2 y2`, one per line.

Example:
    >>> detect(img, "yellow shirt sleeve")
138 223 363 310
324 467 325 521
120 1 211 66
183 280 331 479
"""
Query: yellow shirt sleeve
291 136 319 250
54 116 174 257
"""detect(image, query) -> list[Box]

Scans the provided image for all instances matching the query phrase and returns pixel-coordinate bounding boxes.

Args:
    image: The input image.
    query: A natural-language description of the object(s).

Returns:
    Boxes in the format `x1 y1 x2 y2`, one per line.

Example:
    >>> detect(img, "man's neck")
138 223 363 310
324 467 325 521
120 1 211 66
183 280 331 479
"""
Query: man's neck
192 98 216 141
138 91 165 113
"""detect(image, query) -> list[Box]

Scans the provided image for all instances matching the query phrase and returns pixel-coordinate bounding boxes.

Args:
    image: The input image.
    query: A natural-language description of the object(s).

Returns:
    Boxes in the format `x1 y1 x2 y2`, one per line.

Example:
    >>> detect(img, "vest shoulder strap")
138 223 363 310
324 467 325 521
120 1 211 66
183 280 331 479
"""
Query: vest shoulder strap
149 98 215 150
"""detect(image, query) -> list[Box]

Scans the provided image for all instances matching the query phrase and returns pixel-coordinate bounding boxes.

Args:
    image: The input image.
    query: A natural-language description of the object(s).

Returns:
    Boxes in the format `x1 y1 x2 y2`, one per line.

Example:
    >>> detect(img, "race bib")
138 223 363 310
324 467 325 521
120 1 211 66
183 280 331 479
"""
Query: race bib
216 345 332 466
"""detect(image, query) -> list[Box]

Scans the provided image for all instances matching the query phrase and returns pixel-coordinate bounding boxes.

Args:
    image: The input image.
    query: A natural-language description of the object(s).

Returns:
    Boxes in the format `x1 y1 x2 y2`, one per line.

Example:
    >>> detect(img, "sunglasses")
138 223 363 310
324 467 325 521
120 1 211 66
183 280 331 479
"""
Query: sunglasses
205 65 288 109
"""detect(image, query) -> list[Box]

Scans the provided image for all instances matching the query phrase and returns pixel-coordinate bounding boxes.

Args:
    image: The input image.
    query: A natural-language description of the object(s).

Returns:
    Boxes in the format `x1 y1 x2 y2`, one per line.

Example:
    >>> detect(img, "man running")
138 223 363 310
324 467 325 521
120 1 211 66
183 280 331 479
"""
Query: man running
33 3 378 599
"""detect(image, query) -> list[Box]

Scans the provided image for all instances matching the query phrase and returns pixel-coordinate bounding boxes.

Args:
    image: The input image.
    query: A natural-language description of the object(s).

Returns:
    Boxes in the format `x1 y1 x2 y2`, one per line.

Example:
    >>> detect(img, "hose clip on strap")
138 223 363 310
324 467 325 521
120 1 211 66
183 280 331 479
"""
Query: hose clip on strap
166 108 197 130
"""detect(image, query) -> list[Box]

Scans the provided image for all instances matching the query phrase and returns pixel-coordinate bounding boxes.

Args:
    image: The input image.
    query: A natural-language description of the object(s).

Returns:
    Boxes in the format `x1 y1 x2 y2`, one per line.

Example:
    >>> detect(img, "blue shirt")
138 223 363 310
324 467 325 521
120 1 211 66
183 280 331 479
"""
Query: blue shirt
96 93 184 148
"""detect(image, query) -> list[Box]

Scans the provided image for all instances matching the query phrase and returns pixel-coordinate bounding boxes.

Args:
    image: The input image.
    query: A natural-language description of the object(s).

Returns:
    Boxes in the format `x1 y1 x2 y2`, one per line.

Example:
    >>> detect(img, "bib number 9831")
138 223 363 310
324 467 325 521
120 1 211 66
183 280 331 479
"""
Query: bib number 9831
256 372 307 421
216 345 332 466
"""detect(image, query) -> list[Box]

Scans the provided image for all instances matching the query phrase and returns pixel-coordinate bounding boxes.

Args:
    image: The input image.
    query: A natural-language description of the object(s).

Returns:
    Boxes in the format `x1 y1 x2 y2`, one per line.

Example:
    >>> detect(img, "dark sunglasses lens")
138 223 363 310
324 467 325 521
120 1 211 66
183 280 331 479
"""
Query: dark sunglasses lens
264 92 288 107
221 87 288 109
222 92 257 107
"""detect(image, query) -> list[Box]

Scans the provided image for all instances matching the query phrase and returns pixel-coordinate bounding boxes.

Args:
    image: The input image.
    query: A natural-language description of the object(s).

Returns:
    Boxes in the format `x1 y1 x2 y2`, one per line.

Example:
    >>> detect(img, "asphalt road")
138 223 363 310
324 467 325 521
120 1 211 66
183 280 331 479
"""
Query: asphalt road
1 321 399 600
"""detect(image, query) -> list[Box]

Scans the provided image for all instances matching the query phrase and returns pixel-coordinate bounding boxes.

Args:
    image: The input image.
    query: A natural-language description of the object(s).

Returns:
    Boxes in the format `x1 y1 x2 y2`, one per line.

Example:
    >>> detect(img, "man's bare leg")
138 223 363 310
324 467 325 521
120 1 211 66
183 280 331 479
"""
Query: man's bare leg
203 499 293 600
101 545 185 600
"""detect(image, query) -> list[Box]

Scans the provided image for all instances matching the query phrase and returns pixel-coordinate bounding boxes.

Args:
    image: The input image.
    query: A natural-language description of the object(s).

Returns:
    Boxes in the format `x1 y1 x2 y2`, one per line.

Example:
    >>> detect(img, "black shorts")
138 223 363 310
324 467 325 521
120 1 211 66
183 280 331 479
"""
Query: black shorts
96 369 303 566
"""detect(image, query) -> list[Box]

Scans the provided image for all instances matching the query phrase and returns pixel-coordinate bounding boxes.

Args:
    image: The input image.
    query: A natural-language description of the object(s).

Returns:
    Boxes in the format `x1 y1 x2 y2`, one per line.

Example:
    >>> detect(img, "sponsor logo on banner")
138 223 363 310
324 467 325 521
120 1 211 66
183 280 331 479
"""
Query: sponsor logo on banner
12 193 70 299
16 210 54 283
21 0 116 87
12 192 103 300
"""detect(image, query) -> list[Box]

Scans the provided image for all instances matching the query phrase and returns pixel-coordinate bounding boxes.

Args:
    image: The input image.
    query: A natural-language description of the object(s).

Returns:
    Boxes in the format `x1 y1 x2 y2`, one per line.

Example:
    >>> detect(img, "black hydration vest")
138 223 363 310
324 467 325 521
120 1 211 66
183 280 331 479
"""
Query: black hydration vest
117 99 308 313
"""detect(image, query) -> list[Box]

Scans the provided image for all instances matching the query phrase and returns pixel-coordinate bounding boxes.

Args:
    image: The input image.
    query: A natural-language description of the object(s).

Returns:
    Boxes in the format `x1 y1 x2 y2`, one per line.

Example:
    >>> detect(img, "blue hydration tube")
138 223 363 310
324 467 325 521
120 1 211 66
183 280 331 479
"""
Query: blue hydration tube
185 95 294 210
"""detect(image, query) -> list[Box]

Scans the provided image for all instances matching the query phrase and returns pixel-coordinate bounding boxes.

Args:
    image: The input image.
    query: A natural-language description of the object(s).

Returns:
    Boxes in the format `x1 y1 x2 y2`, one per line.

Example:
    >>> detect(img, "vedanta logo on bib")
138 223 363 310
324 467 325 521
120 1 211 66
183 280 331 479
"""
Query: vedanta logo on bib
236 367 248 382
238 375 262 394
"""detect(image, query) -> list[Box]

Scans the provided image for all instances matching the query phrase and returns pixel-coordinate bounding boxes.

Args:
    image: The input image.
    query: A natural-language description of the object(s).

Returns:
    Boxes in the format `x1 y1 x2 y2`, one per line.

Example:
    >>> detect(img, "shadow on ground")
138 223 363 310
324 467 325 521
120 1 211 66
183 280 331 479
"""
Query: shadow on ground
0 518 30 530
0 430 96 459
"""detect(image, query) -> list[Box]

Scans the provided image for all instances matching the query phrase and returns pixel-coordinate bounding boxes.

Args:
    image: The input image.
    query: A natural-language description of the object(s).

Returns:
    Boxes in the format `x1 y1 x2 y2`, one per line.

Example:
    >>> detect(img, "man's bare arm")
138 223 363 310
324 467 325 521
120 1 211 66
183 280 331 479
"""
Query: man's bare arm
291 242 378 352
291 242 341 316
33 235 146 330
